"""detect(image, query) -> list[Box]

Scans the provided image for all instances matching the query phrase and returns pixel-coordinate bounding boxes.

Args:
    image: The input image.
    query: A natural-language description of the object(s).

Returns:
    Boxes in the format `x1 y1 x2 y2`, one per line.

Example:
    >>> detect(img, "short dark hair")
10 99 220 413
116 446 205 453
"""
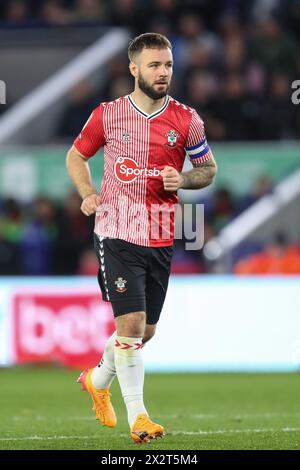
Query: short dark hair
128 33 172 61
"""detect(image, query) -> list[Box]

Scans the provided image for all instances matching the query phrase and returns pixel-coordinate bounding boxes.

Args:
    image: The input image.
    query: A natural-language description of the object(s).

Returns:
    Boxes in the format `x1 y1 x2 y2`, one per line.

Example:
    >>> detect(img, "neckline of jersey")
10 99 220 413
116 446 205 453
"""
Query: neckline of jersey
127 94 170 120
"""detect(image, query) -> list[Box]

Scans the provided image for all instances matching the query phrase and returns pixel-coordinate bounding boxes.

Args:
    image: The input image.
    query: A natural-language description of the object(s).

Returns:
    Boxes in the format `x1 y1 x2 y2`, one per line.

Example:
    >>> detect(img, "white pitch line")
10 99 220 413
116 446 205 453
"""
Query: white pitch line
0 435 98 442
1 427 300 442
220 412 300 419
119 427 300 438
11 416 105 422
11 412 300 422
170 427 300 436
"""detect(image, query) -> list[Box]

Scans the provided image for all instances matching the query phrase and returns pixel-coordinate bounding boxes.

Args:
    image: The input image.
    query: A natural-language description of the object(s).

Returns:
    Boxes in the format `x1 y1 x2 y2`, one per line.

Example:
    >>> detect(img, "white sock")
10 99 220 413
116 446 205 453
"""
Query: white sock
114 335 148 427
91 331 116 389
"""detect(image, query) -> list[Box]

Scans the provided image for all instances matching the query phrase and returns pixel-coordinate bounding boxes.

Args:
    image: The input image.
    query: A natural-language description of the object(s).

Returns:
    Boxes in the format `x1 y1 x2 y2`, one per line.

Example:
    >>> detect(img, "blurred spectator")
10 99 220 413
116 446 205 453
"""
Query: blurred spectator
249 17 298 76
251 0 283 23
108 76 132 101
147 17 173 41
146 0 178 40
4 0 29 25
234 234 300 274
19 197 58 275
217 73 248 140
214 188 235 231
56 81 100 139
101 55 131 97
218 14 244 43
106 0 142 32
215 73 262 141
0 198 23 275
222 37 247 75
55 191 94 274
0 198 23 243
149 0 178 21
184 71 225 140
185 70 217 108
175 13 220 74
204 187 236 232
284 0 300 40
262 73 298 139
39 0 72 25
236 175 273 214
74 0 107 23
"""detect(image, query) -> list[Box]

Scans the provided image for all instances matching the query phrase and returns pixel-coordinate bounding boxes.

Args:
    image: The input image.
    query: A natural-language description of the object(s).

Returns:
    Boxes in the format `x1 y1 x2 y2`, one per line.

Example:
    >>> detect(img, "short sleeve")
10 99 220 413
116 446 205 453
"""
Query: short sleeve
73 104 105 158
184 109 213 166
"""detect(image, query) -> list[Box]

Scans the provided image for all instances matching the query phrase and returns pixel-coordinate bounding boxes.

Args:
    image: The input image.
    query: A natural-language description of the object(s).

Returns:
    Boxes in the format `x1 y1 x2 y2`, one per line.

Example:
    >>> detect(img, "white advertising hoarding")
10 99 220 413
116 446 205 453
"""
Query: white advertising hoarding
0 276 300 371
143 276 300 371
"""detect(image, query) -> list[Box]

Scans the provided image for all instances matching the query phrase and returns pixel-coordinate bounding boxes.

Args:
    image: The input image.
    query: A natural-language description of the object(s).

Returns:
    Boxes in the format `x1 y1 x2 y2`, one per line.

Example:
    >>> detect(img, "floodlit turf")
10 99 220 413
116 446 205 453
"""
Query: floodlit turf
0 367 299 450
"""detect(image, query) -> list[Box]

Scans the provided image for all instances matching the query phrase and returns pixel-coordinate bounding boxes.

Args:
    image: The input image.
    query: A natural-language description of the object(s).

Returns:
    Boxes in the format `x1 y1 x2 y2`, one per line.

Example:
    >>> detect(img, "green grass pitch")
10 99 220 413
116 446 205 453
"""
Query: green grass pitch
0 367 299 450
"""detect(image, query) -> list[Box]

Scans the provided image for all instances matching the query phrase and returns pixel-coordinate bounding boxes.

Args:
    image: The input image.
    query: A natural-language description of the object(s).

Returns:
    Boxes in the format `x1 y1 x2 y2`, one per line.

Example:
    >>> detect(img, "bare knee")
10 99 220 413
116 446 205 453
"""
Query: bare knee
142 334 154 345
115 311 146 337
143 324 156 345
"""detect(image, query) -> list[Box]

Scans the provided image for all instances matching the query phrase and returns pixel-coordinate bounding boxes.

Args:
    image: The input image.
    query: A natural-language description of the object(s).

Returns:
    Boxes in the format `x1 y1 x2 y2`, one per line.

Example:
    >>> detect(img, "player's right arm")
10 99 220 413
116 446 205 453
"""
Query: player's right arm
66 145 100 215
66 104 105 216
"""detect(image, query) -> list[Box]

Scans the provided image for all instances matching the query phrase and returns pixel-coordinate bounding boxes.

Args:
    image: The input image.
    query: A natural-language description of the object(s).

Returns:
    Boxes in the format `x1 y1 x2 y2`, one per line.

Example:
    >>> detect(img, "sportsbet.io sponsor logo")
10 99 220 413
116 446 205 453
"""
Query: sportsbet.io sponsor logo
114 156 161 183
12 292 115 367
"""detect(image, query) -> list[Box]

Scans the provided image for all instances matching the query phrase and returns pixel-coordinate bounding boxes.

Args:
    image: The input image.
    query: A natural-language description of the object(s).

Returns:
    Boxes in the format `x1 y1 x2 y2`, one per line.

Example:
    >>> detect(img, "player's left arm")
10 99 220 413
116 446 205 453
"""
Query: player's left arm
162 109 217 191
161 159 217 191
180 157 217 190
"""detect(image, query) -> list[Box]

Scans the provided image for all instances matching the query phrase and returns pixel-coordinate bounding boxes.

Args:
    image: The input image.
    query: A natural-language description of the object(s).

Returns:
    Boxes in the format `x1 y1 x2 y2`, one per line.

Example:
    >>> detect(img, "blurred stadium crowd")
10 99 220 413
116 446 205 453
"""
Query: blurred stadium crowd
1 0 300 140
2 178 300 276
1 0 300 276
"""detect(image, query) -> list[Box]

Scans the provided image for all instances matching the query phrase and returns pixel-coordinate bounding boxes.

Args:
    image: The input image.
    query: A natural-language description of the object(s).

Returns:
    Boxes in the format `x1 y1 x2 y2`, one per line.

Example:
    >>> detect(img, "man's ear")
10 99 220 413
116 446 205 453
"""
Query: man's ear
129 61 138 78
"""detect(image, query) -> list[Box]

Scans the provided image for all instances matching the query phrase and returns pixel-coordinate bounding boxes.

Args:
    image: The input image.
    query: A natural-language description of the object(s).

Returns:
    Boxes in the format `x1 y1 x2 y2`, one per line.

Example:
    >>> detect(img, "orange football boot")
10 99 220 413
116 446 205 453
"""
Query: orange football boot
77 369 117 428
130 414 165 444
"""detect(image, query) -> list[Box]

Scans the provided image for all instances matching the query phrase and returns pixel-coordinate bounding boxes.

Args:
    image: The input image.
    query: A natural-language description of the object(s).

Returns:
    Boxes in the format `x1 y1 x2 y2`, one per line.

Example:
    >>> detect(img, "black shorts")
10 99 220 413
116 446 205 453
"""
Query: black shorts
94 234 173 325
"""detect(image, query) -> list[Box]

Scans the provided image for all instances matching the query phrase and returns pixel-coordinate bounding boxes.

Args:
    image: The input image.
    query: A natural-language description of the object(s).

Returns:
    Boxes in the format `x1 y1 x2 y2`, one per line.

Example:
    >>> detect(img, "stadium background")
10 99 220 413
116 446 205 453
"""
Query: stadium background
0 0 300 450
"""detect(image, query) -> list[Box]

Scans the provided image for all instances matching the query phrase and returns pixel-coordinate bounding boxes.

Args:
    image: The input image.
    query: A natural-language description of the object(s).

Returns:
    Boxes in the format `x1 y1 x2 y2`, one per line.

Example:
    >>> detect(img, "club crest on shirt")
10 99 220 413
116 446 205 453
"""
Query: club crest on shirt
115 277 127 292
165 129 179 148
121 132 131 142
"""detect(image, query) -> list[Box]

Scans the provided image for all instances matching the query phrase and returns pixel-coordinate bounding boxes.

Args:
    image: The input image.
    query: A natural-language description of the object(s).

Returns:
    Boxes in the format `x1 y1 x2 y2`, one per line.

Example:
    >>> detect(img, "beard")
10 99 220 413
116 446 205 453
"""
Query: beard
138 72 170 100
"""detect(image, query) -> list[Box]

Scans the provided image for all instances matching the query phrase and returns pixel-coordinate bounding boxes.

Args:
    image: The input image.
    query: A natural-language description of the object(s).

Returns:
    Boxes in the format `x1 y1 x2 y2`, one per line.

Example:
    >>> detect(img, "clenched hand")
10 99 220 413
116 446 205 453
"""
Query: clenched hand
161 166 184 192
81 193 101 216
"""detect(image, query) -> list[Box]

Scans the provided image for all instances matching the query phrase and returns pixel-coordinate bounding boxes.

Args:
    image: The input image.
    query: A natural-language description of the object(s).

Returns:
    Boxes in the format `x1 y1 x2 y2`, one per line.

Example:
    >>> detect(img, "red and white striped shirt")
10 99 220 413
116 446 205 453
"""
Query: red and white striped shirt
73 94 214 247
